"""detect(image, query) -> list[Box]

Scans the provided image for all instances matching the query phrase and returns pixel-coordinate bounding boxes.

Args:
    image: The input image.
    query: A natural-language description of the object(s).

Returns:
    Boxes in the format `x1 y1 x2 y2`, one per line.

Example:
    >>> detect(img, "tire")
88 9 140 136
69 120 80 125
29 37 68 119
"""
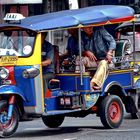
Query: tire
99 95 124 129
0 100 19 138
42 115 64 128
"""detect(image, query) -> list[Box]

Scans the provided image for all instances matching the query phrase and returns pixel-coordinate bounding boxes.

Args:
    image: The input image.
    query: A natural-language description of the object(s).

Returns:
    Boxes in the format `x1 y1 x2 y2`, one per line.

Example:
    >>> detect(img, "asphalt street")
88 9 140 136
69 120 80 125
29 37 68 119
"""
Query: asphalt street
5 113 140 140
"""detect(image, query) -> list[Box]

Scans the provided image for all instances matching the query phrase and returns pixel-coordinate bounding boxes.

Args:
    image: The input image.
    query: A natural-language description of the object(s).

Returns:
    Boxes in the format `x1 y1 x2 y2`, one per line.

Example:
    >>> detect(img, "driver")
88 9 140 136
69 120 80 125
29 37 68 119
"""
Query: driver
41 33 55 95
2 31 13 50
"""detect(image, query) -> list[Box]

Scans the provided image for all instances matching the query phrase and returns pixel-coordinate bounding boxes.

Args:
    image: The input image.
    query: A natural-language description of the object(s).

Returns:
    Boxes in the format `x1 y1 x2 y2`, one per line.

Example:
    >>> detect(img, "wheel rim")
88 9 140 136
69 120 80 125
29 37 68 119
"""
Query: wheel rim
0 105 15 131
109 101 121 123
2 116 14 130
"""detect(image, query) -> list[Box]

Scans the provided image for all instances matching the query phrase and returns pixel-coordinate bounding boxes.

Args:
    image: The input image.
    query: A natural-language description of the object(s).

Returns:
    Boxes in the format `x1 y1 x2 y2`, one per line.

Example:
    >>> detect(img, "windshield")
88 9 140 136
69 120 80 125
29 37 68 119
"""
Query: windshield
0 30 36 57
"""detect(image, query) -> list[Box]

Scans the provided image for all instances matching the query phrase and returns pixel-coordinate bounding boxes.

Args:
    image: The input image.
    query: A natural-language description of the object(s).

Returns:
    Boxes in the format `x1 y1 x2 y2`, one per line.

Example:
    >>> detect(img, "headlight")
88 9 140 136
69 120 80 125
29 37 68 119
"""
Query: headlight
22 68 40 78
0 67 9 79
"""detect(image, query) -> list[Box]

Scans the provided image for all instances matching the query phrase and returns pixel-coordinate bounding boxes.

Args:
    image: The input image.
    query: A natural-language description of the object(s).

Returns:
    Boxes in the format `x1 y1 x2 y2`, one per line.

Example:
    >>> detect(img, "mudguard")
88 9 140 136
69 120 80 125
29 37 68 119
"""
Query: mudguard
0 85 26 101
102 81 128 96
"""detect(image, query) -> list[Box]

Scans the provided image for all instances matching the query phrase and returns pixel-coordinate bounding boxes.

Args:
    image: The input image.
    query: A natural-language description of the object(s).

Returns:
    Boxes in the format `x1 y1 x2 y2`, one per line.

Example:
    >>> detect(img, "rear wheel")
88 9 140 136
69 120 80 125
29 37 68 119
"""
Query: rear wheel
0 100 19 138
42 115 64 128
99 95 124 129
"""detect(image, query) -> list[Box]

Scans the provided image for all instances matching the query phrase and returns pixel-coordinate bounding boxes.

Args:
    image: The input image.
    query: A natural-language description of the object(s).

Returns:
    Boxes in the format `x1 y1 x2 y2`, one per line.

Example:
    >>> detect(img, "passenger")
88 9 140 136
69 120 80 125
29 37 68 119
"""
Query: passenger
81 26 116 91
60 28 79 60
41 33 55 94
60 28 84 71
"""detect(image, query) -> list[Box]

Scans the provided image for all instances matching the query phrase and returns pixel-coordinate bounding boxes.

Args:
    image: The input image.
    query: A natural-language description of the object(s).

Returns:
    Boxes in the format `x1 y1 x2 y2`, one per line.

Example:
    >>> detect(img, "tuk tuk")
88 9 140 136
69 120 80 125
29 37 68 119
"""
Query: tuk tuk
116 15 140 118
0 5 138 137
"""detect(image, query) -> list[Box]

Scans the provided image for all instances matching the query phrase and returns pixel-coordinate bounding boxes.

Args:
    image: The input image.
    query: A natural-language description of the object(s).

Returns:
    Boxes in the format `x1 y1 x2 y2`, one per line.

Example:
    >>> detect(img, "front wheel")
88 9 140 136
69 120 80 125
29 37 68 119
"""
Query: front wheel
99 95 124 129
42 115 64 128
0 100 19 138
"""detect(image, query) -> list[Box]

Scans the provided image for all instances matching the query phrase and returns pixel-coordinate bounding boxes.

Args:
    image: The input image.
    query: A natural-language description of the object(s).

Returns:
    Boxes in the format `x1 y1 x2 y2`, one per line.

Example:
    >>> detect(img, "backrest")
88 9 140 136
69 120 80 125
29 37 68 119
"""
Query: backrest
53 45 60 73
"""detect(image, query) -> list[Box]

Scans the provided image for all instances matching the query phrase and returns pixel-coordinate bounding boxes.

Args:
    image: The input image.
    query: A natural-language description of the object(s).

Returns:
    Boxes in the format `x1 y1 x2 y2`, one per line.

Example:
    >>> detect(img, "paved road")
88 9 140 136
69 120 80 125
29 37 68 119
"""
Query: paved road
6 113 140 140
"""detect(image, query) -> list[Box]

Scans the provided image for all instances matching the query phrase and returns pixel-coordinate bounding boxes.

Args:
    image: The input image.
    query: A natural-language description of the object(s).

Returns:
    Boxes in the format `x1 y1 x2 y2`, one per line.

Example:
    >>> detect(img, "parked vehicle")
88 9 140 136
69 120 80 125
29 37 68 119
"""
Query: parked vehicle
0 5 138 138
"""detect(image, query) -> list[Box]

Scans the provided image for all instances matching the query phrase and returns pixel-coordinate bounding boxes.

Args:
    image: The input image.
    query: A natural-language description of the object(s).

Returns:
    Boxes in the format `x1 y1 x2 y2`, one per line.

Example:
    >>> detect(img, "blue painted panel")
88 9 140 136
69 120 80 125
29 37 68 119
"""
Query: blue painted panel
56 75 90 92
14 66 36 106
0 85 25 100
76 77 90 91
104 72 132 87
44 98 59 111
56 76 76 91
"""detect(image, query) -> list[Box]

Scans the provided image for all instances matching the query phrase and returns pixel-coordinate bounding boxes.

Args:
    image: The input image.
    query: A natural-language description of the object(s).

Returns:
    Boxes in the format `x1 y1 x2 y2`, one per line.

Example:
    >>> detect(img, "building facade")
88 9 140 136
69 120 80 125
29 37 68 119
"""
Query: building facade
0 0 139 21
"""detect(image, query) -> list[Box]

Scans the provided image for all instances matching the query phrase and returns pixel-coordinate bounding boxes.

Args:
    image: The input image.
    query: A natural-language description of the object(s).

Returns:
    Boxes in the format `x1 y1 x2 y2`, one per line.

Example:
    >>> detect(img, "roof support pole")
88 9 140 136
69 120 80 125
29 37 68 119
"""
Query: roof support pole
78 28 83 85
133 21 136 64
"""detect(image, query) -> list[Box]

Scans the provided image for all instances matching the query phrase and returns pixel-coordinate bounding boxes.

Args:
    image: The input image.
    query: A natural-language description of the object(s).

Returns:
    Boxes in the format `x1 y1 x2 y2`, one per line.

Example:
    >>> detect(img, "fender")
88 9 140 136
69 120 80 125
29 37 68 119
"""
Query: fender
0 85 26 101
101 81 127 96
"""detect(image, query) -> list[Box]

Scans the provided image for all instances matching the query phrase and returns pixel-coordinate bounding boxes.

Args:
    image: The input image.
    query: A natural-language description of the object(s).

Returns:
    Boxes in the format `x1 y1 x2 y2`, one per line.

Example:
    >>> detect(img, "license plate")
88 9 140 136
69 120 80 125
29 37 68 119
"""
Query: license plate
65 98 71 105
1 56 18 66
60 97 71 105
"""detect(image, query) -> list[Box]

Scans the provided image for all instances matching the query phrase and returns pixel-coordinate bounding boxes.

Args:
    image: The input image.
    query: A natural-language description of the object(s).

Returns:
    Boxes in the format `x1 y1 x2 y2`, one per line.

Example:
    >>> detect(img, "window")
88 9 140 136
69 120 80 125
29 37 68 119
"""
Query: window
0 30 36 57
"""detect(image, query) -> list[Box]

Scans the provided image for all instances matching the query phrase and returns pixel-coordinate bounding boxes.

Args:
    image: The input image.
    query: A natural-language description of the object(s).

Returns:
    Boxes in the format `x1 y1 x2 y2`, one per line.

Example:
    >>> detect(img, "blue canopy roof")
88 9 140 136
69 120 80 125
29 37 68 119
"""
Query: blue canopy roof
0 5 135 32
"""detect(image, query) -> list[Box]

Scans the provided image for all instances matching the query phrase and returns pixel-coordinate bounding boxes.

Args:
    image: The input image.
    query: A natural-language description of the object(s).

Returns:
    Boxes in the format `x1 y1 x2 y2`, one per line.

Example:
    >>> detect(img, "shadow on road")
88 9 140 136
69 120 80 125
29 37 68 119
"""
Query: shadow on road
124 113 140 120
14 126 104 138
12 113 140 138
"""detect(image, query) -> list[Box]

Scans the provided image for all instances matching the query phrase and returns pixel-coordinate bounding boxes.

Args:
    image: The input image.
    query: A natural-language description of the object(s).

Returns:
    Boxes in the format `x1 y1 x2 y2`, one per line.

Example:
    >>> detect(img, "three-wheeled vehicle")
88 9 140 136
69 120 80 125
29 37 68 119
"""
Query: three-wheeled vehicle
116 14 140 118
0 5 138 138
